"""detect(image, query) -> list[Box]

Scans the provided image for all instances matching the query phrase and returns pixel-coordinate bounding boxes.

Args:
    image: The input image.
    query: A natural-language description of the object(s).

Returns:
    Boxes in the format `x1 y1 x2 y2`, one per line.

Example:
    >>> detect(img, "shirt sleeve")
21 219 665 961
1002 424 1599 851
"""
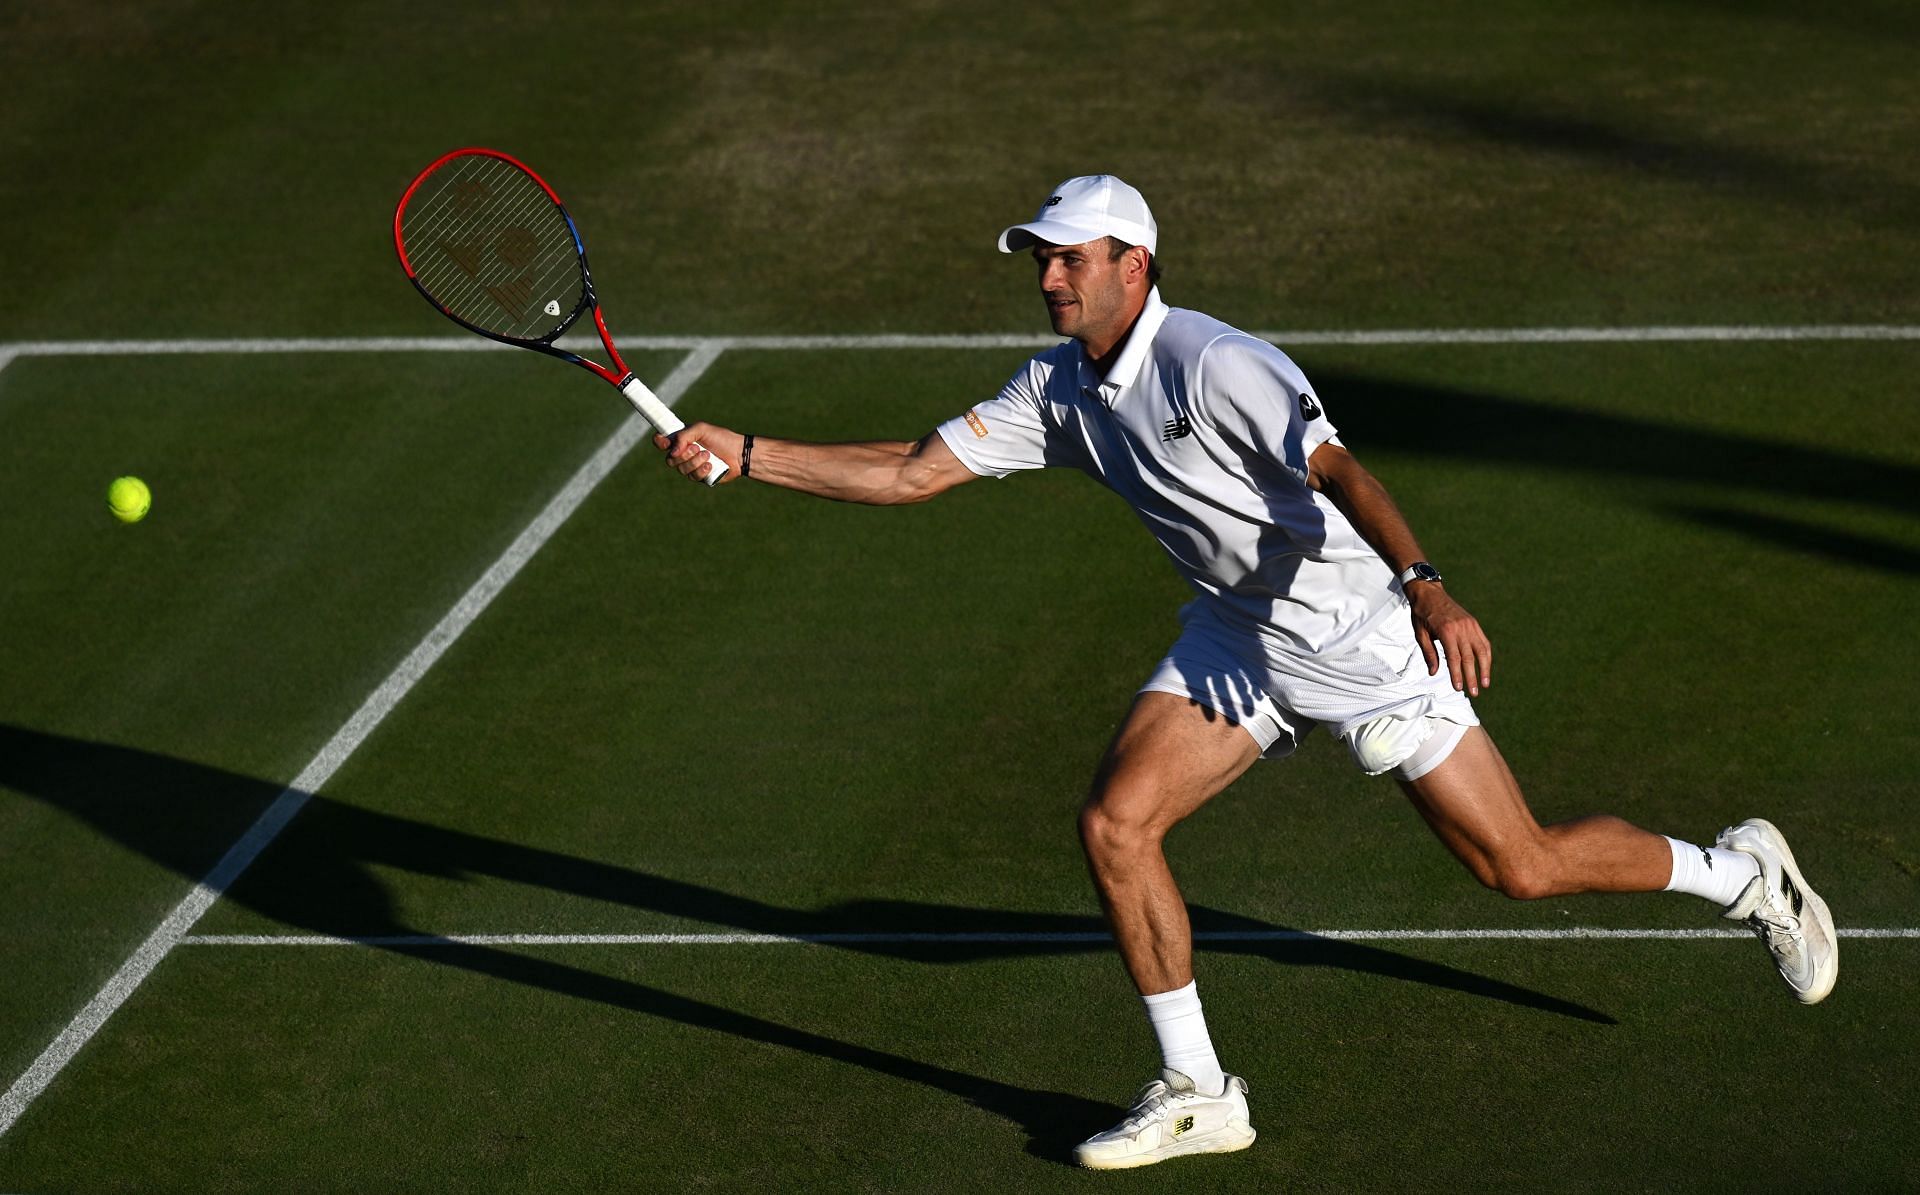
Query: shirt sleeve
934 356 1079 478
1193 334 1338 484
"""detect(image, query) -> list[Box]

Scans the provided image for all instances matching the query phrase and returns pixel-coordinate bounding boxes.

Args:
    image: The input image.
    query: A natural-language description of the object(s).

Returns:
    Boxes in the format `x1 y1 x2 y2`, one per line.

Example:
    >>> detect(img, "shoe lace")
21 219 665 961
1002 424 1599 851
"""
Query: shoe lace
1121 1082 1173 1132
1745 905 1805 961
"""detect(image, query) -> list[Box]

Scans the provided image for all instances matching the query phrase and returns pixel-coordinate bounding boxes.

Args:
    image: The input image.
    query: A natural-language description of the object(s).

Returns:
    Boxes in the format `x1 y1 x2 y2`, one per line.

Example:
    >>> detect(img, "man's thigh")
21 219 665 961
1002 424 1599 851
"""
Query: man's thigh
1088 691 1265 832
1395 726 1541 875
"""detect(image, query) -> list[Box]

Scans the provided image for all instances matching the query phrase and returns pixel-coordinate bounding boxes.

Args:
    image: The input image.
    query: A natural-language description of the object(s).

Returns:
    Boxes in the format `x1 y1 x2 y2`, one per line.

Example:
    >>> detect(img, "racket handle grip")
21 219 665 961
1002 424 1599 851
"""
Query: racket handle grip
622 377 729 486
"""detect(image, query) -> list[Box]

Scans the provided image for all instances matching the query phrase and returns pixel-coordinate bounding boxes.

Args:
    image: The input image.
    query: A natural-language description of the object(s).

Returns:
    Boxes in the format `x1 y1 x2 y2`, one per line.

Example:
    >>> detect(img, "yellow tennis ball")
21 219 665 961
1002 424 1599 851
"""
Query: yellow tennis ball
107 476 151 523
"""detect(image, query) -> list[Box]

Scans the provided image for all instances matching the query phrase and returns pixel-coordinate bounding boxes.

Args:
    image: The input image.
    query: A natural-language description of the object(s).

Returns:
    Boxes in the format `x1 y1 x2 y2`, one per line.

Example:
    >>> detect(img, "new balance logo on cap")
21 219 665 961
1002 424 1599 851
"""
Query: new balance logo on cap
998 175 1159 255
1162 415 1192 442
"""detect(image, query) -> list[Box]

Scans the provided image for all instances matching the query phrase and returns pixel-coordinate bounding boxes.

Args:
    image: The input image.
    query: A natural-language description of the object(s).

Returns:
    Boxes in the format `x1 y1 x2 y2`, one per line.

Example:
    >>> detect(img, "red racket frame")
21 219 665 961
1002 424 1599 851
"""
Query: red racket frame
394 146 637 388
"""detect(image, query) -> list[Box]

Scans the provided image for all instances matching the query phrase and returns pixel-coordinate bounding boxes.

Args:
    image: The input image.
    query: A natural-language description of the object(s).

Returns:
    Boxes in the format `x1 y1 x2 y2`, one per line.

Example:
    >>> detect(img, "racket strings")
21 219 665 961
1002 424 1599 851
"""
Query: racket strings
401 155 586 341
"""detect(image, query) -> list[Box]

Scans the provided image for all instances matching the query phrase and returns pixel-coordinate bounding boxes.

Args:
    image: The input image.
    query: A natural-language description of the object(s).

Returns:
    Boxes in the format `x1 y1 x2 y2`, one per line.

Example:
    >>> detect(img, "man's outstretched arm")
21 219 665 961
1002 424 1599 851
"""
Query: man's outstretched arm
656 424 979 505
1305 440 1493 697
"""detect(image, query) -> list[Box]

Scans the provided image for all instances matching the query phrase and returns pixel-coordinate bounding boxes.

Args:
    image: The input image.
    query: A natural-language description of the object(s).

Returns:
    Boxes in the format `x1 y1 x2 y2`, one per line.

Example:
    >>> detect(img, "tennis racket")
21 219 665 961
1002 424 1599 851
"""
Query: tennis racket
394 147 728 484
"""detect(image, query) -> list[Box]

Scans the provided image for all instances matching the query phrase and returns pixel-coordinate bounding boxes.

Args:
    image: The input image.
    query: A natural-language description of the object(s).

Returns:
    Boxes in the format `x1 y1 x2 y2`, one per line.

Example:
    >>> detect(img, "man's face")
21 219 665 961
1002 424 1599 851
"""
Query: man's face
1032 240 1132 343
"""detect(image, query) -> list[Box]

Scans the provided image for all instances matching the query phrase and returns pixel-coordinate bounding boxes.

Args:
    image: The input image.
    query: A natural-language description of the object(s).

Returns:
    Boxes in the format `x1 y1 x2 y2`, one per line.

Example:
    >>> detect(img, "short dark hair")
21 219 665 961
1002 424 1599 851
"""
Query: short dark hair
1104 236 1162 286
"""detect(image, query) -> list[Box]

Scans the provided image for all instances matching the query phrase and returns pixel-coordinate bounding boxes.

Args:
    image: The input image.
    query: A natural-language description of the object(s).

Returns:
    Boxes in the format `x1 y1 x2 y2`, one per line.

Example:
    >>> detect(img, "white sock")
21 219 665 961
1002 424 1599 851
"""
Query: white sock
1141 980 1226 1097
1662 836 1760 908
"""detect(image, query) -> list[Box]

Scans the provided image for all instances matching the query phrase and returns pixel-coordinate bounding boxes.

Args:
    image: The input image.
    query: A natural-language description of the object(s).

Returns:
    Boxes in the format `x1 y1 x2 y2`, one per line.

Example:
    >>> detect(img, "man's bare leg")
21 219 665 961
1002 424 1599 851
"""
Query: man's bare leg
1078 691 1264 995
1402 725 1838 1003
1072 691 1264 1170
1398 726 1671 898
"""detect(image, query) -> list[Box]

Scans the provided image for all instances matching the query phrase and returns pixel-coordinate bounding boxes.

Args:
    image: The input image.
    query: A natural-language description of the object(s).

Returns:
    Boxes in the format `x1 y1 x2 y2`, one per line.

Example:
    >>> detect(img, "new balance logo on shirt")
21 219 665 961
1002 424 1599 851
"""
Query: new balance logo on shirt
1162 415 1192 441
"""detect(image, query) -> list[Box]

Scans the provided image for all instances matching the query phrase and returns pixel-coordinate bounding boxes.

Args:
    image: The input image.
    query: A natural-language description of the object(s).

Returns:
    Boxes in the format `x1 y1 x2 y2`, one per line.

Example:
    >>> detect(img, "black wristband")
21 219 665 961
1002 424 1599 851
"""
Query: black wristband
740 434 755 478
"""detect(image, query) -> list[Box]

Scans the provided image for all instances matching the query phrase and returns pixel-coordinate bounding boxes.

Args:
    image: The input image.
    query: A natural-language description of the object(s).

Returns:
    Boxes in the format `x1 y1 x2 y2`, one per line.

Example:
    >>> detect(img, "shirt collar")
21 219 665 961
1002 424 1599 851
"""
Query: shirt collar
1077 287 1168 408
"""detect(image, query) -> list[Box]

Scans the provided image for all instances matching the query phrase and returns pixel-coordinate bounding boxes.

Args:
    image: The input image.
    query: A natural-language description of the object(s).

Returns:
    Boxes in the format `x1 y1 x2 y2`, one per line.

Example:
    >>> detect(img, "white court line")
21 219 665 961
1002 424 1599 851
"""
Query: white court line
0 323 1918 365
0 343 727 1140
177 927 1920 947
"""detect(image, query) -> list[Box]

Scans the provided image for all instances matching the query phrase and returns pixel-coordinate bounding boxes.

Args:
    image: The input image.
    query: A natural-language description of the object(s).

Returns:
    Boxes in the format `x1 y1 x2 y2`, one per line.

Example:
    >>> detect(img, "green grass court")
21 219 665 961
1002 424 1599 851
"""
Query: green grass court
4 2 1918 1190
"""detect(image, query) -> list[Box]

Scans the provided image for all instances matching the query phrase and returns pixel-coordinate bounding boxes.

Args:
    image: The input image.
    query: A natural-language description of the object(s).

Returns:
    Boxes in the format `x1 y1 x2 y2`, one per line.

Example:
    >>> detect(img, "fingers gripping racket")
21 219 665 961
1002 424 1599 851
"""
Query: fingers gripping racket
394 147 727 483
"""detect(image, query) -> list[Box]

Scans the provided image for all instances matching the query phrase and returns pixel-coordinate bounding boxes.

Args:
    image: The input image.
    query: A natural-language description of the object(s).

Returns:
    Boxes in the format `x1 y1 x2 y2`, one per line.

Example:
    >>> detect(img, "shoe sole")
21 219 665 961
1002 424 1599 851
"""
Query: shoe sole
1727 817 1839 1005
1075 1123 1256 1170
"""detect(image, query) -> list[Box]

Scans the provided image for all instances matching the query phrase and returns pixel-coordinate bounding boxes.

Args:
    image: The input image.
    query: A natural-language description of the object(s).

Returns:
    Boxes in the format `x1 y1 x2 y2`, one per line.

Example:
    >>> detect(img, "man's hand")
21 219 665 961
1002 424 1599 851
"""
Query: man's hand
1303 443 1493 697
654 422 745 484
1407 583 1492 697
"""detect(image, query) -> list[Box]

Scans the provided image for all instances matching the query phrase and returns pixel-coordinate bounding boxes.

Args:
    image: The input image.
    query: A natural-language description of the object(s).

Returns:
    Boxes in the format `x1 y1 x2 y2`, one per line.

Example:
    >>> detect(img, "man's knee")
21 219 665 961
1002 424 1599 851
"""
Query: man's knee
1491 862 1558 902
1475 843 1560 901
1078 782 1166 861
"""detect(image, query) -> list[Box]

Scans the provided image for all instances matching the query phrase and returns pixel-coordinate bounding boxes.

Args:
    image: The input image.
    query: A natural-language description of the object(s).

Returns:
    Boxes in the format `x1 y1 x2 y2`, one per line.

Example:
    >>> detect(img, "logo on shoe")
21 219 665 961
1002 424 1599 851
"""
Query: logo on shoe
1781 872 1804 916
1172 1115 1194 1137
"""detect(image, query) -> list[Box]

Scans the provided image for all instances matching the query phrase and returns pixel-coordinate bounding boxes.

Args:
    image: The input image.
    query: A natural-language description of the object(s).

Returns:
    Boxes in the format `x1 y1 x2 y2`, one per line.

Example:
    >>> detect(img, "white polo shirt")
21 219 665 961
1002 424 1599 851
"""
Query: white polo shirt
936 289 1402 660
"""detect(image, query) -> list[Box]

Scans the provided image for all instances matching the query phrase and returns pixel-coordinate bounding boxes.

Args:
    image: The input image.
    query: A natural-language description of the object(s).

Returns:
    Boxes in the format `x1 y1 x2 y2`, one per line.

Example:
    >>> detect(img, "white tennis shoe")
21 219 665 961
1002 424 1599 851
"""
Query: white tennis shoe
1717 818 1839 1004
1074 1069 1255 1171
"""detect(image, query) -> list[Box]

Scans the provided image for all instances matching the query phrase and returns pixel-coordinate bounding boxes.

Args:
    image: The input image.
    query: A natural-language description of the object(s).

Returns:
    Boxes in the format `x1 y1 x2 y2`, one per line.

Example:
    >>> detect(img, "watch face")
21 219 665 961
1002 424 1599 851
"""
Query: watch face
1409 563 1442 584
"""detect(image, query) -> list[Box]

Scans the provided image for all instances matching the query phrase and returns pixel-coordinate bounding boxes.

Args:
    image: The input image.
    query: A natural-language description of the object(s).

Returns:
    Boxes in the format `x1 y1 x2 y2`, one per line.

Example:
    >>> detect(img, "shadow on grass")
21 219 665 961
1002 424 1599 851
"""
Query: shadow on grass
1664 0 1919 46
1305 74 1920 233
1657 504 1920 575
1315 368 1920 577
3 724 1615 1159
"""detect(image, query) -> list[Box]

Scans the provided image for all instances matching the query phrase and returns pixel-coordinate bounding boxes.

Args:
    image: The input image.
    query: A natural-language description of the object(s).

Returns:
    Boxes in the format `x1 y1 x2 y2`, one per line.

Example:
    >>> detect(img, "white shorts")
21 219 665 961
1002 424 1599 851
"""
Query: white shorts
1139 599 1479 780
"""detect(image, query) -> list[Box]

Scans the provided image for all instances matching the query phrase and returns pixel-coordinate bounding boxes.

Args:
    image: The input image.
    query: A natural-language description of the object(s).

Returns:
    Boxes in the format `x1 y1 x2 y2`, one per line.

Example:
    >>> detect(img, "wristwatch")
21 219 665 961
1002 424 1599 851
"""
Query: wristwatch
1398 561 1443 587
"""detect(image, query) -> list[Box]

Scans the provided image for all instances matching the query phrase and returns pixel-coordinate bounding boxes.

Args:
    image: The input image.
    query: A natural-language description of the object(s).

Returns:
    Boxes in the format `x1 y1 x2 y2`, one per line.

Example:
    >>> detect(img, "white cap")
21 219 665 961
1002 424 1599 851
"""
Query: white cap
997 175 1157 255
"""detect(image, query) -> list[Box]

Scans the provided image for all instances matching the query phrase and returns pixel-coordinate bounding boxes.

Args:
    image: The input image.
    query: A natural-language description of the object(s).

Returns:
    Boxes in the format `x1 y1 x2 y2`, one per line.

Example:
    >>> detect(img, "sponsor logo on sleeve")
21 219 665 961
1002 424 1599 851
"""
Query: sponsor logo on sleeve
1299 392 1323 421
964 409 990 438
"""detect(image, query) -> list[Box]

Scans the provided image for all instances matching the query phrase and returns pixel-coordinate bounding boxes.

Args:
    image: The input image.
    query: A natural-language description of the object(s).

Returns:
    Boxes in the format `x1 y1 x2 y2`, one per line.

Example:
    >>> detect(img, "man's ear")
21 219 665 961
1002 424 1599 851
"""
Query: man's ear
1127 246 1152 286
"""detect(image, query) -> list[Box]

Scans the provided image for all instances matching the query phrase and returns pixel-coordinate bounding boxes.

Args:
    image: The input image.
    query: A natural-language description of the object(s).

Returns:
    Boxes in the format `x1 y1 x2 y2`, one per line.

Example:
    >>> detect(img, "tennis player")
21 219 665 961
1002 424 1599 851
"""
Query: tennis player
656 175 1839 1170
